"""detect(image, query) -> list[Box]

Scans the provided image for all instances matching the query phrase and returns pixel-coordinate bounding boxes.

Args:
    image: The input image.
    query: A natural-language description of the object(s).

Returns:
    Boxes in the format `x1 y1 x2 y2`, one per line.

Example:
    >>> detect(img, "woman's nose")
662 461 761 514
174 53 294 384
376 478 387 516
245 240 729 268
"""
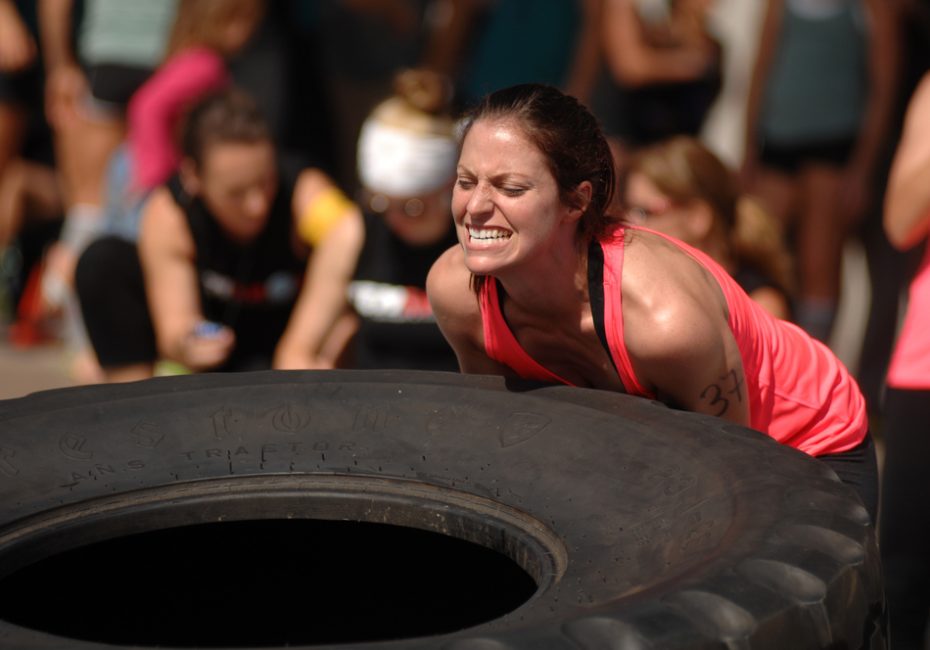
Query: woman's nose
465 183 493 215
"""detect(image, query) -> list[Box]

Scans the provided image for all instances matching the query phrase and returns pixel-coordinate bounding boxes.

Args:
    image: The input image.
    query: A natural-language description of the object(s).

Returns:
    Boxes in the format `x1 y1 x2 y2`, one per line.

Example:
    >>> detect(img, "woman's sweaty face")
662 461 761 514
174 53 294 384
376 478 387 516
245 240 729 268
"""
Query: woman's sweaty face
452 118 569 275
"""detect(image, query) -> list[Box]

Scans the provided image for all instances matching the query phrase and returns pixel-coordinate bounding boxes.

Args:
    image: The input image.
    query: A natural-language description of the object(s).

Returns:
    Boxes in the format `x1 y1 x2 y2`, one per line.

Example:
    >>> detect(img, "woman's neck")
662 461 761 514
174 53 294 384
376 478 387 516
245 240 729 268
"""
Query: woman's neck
495 234 590 319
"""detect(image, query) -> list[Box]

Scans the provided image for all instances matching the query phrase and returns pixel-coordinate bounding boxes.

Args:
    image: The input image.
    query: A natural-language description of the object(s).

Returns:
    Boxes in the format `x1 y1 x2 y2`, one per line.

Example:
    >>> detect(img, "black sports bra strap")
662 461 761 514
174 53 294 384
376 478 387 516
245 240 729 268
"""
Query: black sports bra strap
587 240 620 378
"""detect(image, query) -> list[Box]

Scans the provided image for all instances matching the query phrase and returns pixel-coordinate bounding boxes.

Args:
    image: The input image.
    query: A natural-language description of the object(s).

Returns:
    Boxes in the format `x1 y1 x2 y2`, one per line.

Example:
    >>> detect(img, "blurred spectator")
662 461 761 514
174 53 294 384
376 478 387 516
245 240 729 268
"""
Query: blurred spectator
597 0 722 153
101 0 265 242
878 69 930 650
0 0 62 326
36 0 178 381
0 0 36 75
297 0 600 193
698 0 767 167
423 0 601 108
622 135 793 319
268 2 338 178
276 68 460 371
855 0 930 418
296 0 440 191
742 0 899 343
0 0 39 180
37 0 178 298
74 88 356 382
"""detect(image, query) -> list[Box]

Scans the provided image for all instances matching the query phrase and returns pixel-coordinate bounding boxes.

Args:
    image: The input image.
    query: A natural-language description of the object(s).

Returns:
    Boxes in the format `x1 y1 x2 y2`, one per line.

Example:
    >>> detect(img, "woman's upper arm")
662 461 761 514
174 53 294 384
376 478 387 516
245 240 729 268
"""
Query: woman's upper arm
127 51 229 189
291 168 358 248
275 208 365 368
884 73 930 250
631 299 749 425
623 249 750 426
138 187 200 360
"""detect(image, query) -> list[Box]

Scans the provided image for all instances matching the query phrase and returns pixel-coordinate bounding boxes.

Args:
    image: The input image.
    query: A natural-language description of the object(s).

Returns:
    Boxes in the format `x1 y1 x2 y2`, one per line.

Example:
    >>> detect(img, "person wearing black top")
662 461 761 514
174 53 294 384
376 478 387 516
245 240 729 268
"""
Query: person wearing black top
75 88 356 382
275 69 459 371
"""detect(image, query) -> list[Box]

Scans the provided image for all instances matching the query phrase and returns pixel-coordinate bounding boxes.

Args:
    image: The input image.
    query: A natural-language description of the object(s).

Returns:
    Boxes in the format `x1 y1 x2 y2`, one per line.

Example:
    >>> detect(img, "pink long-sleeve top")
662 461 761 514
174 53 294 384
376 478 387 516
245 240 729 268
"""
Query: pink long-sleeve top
127 46 230 192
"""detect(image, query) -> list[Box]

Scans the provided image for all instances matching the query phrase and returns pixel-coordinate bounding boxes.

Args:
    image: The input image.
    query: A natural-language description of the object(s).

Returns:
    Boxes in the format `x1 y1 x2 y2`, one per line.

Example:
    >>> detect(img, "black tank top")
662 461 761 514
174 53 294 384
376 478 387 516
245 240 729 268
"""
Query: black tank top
167 159 306 371
348 211 459 370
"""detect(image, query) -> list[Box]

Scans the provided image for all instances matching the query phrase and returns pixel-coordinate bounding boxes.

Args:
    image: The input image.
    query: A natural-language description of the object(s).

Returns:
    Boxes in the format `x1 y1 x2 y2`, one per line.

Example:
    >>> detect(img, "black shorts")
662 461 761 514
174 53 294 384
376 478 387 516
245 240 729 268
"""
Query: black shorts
759 136 856 174
75 236 157 368
0 62 54 165
84 63 153 110
0 65 41 106
815 431 878 524
879 387 930 648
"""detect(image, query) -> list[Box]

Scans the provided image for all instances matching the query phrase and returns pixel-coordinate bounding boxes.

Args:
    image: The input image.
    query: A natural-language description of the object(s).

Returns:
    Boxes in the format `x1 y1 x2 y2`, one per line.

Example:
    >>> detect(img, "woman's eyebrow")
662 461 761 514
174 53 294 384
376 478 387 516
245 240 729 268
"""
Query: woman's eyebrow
455 167 534 186
490 172 534 186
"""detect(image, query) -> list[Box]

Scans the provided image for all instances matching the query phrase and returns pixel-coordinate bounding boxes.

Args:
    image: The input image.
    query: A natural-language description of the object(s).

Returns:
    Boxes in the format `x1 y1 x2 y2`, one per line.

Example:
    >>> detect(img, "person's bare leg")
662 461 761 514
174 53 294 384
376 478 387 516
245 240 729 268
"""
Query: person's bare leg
103 362 154 384
48 110 124 384
47 108 124 277
795 164 846 342
0 159 63 248
53 109 124 207
0 102 25 181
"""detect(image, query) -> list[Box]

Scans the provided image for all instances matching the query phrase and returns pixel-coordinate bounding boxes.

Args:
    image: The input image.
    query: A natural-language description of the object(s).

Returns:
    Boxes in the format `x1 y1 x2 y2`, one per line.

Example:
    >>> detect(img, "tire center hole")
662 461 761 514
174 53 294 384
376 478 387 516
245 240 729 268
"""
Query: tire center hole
0 519 538 647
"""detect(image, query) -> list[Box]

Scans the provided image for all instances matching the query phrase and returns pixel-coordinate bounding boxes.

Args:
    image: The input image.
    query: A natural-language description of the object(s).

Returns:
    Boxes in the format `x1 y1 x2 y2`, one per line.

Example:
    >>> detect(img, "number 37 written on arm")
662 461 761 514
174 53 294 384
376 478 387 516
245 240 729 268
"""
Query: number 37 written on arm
700 369 744 417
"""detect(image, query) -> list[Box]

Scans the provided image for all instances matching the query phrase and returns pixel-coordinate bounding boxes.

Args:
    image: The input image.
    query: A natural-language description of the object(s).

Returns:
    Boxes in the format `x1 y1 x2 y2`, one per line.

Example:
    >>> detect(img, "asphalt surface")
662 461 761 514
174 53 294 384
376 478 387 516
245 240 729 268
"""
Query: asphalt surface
0 335 75 401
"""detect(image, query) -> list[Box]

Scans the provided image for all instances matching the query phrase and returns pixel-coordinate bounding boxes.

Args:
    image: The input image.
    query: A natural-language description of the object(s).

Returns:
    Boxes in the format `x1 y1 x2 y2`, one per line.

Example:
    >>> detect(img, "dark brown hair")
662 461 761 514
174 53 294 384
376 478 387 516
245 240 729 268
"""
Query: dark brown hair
460 84 616 242
180 87 272 168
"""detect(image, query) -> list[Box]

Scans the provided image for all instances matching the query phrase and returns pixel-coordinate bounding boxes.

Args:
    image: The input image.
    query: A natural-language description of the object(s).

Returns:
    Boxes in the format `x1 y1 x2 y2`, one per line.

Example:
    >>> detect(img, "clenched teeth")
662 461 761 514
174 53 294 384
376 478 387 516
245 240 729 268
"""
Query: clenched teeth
468 227 512 241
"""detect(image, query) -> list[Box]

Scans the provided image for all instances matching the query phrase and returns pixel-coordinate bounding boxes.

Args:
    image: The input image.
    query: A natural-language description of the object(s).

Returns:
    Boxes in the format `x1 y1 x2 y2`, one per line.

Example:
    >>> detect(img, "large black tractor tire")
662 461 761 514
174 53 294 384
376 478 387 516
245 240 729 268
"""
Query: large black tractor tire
0 370 884 649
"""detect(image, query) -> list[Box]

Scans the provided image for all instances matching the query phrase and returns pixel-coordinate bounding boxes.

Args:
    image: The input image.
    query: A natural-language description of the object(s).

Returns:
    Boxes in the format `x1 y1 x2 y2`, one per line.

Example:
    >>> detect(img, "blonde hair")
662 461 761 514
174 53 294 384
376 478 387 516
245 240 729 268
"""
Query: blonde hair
166 0 265 57
625 135 794 293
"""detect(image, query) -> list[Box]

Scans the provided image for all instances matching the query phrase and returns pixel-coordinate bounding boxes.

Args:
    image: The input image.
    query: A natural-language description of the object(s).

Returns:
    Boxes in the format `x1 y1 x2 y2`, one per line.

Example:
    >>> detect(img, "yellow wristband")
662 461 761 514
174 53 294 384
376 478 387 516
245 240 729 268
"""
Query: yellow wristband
298 186 355 247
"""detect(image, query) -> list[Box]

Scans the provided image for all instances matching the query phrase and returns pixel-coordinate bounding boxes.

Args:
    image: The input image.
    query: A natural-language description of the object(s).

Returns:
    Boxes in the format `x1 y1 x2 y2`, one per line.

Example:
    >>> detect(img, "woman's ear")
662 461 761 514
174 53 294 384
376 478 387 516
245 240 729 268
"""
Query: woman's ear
179 158 201 197
567 181 594 221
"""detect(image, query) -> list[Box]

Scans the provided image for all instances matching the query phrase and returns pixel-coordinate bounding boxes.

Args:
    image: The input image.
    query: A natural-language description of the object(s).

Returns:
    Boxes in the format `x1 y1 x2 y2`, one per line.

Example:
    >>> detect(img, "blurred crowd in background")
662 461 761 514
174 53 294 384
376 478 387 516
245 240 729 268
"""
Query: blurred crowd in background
1 0 928 417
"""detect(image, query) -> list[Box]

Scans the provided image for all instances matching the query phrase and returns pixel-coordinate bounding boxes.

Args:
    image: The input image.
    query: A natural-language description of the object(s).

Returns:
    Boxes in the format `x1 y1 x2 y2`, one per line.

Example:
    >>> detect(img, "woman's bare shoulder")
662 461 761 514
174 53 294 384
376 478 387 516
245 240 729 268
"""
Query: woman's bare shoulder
139 186 192 255
427 244 510 374
620 230 729 358
427 244 478 318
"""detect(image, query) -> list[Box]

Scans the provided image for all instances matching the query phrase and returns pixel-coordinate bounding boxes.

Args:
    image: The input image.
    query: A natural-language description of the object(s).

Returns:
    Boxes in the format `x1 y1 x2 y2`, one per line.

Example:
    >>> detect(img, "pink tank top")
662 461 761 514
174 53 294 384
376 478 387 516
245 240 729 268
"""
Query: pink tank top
887 239 930 389
480 226 867 456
